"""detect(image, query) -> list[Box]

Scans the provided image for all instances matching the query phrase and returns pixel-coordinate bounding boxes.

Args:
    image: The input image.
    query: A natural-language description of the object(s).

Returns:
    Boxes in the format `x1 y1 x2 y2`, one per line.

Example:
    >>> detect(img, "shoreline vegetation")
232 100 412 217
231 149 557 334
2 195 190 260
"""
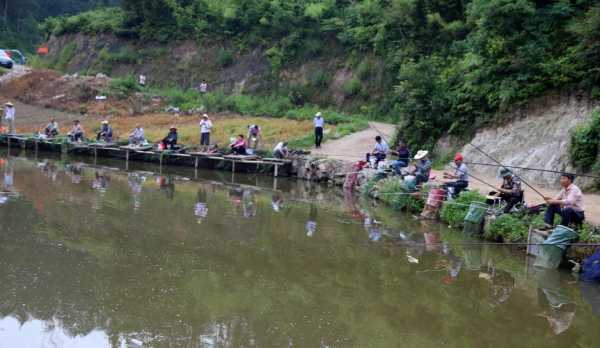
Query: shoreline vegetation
362 176 600 256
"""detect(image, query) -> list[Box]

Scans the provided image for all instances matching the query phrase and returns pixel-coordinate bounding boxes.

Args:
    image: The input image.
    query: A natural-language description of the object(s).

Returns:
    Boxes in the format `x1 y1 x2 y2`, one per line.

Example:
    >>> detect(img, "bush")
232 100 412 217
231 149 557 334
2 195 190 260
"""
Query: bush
342 78 362 97
356 60 371 80
55 42 77 71
106 75 140 99
216 48 234 68
570 109 600 171
484 214 529 242
440 190 486 228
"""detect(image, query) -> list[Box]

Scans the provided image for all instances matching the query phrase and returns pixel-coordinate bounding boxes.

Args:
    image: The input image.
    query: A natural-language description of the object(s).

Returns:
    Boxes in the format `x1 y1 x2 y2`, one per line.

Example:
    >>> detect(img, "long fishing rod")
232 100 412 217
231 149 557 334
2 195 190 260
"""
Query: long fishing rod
368 122 394 144
468 142 546 199
464 161 600 180
449 162 499 192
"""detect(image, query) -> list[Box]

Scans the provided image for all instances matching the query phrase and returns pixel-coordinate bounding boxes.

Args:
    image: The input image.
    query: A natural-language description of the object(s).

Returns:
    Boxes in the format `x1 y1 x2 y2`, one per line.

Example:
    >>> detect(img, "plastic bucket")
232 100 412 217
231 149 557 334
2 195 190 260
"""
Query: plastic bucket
544 225 579 251
464 202 488 224
426 188 446 208
403 176 417 191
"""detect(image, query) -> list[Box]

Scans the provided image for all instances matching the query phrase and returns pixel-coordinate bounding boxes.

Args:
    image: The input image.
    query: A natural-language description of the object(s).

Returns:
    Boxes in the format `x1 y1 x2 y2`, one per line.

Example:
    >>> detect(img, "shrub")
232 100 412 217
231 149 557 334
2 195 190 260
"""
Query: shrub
440 190 486 228
55 42 78 71
484 214 529 242
342 78 362 96
216 48 234 68
106 75 140 99
356 60 371 80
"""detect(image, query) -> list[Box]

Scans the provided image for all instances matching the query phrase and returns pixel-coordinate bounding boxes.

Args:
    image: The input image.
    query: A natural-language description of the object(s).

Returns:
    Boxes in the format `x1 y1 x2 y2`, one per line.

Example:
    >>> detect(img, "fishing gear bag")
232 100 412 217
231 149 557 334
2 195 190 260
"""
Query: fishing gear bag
582 249 600 283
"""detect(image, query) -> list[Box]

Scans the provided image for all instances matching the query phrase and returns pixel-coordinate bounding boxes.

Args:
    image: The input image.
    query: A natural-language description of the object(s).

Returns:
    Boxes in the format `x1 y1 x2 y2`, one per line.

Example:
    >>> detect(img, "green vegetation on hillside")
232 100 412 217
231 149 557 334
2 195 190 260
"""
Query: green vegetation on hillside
570 108 600 178
40 0 600 149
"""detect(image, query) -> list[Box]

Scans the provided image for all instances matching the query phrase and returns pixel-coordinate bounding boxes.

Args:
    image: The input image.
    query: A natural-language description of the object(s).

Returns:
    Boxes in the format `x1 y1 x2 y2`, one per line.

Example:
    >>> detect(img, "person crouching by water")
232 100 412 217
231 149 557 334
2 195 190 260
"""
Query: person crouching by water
128 124 145 145
67 120 84 143
444 154 469 197
366 136 389 168
391 141 411 175
160 126 178 150
544 173 585 227
231 134 247 155
412 150 432 185
96 120 113 143
273 142 289 159
42 118 59 138
491 168 523 213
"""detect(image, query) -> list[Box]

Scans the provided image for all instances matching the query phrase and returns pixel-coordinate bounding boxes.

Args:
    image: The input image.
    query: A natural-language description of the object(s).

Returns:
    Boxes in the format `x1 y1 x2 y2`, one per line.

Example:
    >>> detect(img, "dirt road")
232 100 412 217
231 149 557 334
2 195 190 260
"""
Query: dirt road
311 122 397 162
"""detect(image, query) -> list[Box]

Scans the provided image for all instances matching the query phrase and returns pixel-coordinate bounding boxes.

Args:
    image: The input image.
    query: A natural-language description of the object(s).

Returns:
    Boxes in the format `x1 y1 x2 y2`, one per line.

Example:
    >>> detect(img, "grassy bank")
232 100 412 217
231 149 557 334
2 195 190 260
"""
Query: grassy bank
364 176 600 244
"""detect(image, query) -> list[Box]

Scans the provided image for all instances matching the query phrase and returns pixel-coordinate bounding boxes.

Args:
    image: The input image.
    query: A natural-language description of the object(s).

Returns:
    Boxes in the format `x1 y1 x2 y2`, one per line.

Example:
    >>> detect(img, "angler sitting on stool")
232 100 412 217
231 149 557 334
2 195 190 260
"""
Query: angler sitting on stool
443 154 470 197
543 173 585 227
488 168 523 213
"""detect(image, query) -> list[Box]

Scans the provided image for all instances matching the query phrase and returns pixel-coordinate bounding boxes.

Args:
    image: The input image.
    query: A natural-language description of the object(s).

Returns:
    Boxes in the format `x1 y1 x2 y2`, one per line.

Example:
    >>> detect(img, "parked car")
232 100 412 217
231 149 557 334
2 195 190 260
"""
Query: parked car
5 50 25 65
0 50 14 69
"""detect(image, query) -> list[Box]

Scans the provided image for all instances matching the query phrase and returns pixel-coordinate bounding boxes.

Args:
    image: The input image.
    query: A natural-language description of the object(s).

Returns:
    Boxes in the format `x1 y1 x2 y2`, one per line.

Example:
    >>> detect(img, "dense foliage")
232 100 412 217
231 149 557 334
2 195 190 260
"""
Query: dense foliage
570 109 600 176
0 0 120 51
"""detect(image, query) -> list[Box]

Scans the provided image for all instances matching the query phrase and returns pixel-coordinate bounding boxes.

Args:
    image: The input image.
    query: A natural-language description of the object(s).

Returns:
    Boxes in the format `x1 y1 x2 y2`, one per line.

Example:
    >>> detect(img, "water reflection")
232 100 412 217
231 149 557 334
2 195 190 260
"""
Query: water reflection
0 154 599 347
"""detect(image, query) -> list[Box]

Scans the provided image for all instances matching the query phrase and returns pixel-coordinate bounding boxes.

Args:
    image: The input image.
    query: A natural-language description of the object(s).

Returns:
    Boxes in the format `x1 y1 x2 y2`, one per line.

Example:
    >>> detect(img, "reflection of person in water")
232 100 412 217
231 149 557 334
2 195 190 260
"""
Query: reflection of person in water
242 189 256 218
66 162 84 184
3 161 13 191
271 191 284 212
195 188 209 224
158 176 175 200
92 171 109 191
128 173 144 211
535 267 576 336
367 219 382 242
442 248 463 285
581 281 600 316
306 204 318 237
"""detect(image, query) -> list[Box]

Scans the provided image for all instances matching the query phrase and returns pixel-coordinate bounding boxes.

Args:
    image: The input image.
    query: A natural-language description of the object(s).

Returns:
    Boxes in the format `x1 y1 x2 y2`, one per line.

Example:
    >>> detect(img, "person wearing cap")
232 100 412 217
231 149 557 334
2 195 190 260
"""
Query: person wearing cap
444 154 469 196
128 124 145 145
199 114 213 150
3 102 15 134
67 120 85 142
314 112 324 148
494 168 523 213
391 141 411 174
543 173 585 227
96 120 114 143
412 150 432 185
42 118 59 138
161 126 178 150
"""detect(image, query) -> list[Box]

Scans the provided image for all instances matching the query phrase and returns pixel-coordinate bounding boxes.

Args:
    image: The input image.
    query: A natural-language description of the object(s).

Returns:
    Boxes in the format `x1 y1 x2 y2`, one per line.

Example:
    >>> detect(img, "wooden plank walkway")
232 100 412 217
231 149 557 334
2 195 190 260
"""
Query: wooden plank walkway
0 134 292 177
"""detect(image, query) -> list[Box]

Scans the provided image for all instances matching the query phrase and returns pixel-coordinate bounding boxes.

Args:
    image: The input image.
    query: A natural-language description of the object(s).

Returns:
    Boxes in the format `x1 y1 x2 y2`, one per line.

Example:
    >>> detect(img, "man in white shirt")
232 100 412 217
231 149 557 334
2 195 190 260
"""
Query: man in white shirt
273 142 289 159
366 136 389 166
199 114 213 150
314 112 324 148
4 102 15 134
128 124 145 145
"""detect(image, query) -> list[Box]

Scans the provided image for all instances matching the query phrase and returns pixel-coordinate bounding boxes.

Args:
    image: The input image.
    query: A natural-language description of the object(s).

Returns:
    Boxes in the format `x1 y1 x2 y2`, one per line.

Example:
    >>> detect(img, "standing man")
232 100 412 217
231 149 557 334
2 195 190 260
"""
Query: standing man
443 154 470 197
544 173 585 227
314 112 324 148
4 102 15 134
199 114 213 151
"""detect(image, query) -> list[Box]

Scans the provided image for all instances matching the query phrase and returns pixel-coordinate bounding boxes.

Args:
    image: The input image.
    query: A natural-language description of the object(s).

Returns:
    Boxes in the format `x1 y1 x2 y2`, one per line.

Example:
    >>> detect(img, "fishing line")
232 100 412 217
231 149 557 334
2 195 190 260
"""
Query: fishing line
464 161 600 180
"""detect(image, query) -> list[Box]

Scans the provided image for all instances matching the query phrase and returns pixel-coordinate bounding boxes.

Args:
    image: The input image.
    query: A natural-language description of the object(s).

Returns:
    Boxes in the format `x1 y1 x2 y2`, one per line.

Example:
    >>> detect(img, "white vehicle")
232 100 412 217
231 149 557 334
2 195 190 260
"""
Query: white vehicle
0 50 14 69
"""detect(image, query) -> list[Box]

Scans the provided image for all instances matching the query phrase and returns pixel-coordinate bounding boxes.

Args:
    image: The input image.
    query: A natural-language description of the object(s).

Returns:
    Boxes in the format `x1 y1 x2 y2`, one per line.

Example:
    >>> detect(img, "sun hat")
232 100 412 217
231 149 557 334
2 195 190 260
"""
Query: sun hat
202 114 209 118
315 112 322 117
5 102 13 106
414 150 429 160
102 120 109 124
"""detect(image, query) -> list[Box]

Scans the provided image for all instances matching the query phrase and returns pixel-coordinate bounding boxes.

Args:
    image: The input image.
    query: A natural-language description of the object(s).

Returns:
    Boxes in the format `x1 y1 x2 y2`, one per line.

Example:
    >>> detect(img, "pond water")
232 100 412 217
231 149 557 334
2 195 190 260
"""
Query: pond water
0 150 599 348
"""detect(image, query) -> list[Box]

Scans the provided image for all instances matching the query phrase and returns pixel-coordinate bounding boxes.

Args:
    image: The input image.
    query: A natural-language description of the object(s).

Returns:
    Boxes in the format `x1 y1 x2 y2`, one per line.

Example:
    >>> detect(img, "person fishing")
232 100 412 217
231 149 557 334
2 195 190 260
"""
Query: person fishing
314 112 324 148
412 150 432 185
247 124 262 153
543 173 585 227
273 141 289 159
391 141 411 174
444 154 469 197
231 134 247 155
199 114 213 150
128 124 145 145
366 136 389 167
96 120 113 143
160 126 178 150
67 120 84 143
42 118 59 138
3 102 15 134
491 168 523 213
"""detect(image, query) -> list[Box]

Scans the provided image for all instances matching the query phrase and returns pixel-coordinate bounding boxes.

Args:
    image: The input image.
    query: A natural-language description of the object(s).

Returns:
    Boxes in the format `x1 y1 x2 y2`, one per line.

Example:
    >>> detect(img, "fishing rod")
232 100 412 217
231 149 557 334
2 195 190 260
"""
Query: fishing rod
464 161 600 180
468 142 546 199
449 162 499 192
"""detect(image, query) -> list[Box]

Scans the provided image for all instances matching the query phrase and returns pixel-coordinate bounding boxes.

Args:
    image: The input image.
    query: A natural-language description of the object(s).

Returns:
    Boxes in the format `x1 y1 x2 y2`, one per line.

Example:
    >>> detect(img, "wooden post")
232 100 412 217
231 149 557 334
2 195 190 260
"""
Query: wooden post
274 164 279 177
195 156 199 169
232 160 236 173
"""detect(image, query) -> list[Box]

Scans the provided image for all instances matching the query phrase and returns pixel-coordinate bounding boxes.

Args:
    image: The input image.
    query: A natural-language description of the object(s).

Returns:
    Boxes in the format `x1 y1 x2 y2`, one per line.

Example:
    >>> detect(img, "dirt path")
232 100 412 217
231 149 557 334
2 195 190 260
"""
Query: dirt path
0 65 30 85
311 122 396 162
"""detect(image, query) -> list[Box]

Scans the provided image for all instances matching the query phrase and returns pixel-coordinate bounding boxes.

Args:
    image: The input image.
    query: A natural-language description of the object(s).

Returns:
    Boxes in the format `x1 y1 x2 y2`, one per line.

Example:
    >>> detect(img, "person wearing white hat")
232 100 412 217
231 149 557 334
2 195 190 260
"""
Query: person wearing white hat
412 150 432 185
199 114 213 151
96 120 113 143
314 112 324 148
4 102 15 134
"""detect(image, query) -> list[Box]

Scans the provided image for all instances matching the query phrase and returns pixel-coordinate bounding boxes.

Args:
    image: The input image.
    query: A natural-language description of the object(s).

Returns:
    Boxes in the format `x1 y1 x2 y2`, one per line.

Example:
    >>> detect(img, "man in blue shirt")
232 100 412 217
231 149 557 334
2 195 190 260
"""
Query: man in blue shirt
366 136 389 167
444 154 470 197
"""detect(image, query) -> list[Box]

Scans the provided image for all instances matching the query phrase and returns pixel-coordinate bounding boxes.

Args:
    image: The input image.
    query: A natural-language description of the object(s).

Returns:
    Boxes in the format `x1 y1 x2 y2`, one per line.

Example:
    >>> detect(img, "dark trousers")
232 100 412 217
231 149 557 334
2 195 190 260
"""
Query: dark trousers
366 153 386 165
545 205 585 226
446 180 469 197
315 127 323 148
500 193 522 213
232 146 246 155
200 132 210 146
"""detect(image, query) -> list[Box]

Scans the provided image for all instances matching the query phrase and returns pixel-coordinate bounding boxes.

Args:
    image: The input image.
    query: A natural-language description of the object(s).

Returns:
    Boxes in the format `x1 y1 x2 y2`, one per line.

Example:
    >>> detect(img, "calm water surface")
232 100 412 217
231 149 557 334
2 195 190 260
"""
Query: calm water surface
0 151 599 348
